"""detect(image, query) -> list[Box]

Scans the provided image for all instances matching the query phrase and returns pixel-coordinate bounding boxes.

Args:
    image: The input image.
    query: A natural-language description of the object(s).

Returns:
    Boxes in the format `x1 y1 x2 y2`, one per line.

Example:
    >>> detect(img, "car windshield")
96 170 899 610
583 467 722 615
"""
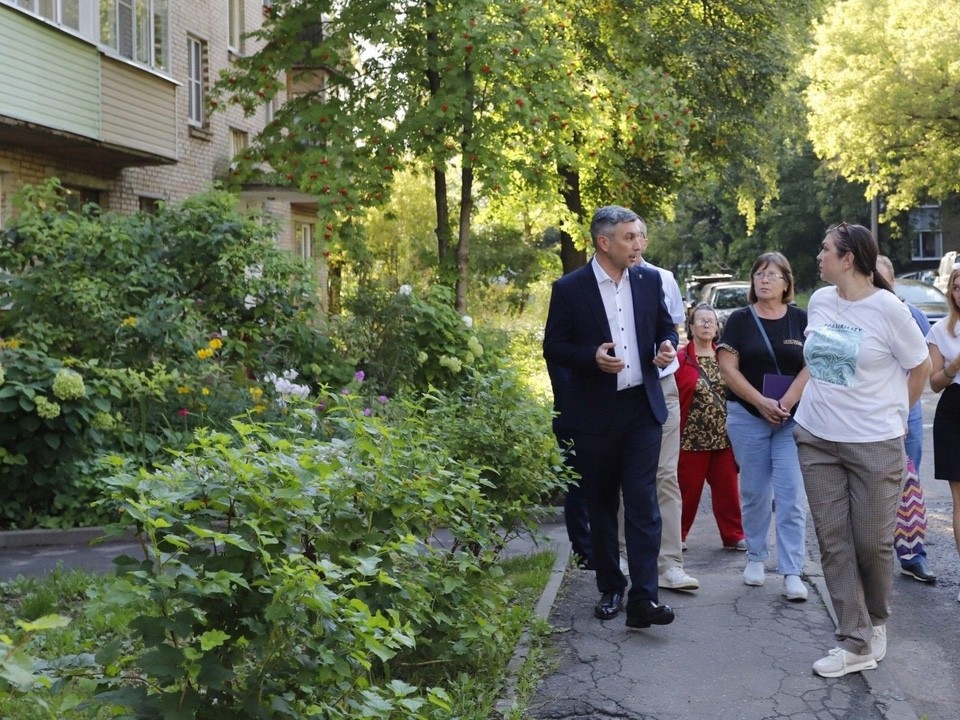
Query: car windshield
895 283 947 306
713 287 749 310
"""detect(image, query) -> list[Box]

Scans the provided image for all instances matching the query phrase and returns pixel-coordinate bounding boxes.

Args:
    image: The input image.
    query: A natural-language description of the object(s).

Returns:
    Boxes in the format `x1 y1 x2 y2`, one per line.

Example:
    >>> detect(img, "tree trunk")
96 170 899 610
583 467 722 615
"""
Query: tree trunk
327 263 342 315
456 164 473 313
455 56 475 314
559 163 587 274
425 3 452 271
434 166 451 266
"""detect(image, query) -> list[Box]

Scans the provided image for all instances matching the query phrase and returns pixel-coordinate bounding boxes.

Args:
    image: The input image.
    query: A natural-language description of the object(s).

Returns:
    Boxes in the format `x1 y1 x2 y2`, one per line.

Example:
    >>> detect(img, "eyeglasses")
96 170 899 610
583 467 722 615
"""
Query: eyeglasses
752 271 784 281
695 318 717 326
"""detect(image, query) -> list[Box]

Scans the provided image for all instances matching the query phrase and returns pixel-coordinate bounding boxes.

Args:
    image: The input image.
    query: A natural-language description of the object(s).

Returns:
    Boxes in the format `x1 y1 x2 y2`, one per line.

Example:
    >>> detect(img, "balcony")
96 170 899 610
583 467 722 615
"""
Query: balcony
0 6 177 172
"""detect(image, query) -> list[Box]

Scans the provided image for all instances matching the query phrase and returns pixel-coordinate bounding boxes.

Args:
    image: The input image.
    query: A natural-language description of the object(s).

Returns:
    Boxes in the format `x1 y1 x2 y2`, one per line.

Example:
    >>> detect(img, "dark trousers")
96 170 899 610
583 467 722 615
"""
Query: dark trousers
556 427 593 566
569 385 663 604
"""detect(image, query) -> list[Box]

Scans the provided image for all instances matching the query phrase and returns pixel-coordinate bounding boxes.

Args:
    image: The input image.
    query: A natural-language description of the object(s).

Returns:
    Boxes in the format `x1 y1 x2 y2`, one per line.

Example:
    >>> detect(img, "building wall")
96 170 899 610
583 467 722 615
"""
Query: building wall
0 1 302 254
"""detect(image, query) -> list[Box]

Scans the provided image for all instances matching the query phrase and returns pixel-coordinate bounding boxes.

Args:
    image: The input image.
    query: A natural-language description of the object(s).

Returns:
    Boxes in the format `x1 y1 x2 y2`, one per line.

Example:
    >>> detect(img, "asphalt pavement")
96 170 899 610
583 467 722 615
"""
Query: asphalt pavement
1 390 957 720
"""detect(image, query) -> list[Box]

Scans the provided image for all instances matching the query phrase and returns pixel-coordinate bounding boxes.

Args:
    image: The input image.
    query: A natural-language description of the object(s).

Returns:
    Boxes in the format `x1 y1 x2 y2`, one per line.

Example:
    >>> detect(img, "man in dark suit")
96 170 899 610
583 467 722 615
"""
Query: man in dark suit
543 205 679 629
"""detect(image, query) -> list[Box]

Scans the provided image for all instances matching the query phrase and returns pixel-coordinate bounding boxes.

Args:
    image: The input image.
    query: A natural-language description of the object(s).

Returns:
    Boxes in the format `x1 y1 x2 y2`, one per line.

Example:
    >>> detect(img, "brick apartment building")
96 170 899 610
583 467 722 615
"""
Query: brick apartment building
0 0 323 284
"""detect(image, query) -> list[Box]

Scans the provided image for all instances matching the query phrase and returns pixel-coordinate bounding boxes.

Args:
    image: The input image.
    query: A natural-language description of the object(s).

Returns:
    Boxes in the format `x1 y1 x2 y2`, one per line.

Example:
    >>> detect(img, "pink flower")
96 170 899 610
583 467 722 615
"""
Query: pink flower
340 387 350 395
354 370 365 382
362 407 372 416
177 408 189 417
378 395 388 405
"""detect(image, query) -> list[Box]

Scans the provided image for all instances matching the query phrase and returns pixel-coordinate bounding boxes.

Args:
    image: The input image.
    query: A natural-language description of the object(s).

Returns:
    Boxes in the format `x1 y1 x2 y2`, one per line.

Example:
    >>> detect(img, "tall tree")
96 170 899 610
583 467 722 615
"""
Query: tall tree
546 0 820 274
804 0 960 214
216 0 578 313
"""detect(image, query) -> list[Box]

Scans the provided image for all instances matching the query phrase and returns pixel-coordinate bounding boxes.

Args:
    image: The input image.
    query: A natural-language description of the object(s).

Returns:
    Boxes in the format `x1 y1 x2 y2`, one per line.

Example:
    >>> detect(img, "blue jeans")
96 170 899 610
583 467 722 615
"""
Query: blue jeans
905 401 922 472
725 402 807 576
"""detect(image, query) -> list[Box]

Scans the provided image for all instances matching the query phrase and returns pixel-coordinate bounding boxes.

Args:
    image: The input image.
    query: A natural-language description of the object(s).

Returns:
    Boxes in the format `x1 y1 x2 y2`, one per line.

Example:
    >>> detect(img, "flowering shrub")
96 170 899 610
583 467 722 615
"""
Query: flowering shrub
91 387 518 719
0 348 114 528
338 282 502 394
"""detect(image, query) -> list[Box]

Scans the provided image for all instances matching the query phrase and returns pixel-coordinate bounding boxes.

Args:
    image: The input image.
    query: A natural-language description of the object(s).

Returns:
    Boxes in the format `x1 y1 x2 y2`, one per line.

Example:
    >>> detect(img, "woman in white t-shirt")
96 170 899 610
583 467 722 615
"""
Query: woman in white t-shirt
926 264 960 603
794 223 931 679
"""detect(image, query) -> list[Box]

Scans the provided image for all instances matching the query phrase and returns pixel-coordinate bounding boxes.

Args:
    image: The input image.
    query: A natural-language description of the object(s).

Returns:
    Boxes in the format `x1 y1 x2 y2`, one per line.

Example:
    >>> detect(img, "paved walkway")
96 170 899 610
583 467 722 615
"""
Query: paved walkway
507 501 919 720
0 501 936 720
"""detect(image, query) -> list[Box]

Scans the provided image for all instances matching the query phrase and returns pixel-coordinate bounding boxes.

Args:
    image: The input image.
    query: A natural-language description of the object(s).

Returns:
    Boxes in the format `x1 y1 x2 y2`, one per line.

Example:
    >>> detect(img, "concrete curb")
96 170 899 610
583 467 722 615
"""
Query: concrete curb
494 530 572 718
0 526 107 549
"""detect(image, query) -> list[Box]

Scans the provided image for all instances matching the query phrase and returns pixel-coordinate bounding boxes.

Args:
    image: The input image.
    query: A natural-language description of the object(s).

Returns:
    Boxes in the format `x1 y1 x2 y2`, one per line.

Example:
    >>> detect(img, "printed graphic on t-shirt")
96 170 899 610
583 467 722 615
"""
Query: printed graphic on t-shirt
804 323 864 387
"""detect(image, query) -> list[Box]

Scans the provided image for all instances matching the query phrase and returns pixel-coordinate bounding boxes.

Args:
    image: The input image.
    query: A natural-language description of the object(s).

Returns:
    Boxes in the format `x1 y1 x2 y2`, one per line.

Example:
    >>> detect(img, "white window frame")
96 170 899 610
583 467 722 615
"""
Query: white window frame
297 222 314 262
99 0 169 71
7 0 85 32
228 0 243 53
187 35 206 127
909 204 943 261
229 128 248 163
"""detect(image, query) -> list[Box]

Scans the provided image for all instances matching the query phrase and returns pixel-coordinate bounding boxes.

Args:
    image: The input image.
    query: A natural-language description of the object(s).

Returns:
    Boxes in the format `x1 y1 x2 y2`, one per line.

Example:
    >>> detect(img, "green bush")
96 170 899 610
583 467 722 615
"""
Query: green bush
422 366 571 538
337 283 499 395
87 387 522 719
0 349 116 528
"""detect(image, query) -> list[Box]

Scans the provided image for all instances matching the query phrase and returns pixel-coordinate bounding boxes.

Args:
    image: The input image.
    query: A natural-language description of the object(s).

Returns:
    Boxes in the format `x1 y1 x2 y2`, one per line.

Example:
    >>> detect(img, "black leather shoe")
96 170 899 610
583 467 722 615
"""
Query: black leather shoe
593 591 624 620
900 559 937 584
625 600 675 629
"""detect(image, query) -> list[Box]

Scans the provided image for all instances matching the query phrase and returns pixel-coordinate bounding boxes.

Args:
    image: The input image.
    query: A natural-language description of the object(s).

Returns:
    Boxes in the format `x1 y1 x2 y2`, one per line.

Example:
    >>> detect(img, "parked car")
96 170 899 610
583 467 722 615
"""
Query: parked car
933 251 958 294
685 280 751 336
897 269 938 286
893 278 949 324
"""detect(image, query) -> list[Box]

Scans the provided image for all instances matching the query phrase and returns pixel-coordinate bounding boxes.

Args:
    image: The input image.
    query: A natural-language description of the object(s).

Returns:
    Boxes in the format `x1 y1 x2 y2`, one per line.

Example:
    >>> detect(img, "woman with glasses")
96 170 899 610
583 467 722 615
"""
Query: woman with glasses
675 304 745 550
794 223 930 678
717 252 810 603
925 264 960 602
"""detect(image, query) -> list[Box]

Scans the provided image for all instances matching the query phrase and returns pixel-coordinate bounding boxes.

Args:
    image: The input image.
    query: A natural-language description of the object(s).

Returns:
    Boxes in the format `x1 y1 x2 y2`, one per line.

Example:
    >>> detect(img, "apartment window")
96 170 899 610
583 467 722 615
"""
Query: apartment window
61 186 101 213
297 222 314 262
228 0 243 53
100 0 169 71
139 196 162 215
187 35 207 127
230 128 249 159
909 204 943 261
265 95 277 124
12 0 81 31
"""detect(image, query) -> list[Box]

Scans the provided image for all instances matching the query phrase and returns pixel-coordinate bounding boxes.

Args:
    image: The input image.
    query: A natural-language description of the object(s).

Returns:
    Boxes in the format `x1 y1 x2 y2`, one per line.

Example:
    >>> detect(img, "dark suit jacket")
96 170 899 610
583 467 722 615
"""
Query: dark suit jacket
543 260 678 431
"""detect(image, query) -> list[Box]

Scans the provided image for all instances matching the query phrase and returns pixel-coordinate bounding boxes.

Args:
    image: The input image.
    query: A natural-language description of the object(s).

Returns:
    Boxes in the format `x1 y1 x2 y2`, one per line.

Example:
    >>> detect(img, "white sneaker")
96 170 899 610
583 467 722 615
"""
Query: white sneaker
743 560 765 586
659 566 700 591
812 647 877 678
782 574 808 602
872 625 886 662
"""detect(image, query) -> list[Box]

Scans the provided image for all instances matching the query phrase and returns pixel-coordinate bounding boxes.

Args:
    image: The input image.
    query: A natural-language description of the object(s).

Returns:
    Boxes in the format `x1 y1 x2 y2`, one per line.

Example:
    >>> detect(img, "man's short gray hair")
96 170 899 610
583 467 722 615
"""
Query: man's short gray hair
590 205 641 245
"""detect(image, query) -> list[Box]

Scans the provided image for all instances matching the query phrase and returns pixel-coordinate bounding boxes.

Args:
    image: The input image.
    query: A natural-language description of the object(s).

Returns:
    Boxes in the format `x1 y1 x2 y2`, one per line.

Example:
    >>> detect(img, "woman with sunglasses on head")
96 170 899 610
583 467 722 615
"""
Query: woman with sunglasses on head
675 303 745 551
925 263 960 603
794 223 931 679
717 252 810 602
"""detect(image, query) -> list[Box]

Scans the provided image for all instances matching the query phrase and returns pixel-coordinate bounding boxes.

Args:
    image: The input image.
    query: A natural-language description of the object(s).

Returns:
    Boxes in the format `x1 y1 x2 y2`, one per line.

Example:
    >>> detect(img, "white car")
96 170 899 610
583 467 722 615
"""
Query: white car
933 251 958 294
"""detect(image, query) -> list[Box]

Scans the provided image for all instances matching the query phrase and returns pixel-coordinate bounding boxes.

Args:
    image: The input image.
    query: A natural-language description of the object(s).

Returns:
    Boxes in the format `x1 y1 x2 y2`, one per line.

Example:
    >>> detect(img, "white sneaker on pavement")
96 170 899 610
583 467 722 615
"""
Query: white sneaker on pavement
743 560 765 586
872 625 886 662
659 566 700 591
812 647 877 678
782 574 808 601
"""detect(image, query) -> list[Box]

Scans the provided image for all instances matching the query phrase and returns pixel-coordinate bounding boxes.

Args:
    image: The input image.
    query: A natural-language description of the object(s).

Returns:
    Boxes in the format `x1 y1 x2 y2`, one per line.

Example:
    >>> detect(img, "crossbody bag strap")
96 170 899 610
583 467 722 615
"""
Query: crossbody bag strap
748 305 782 375
692 359 728 409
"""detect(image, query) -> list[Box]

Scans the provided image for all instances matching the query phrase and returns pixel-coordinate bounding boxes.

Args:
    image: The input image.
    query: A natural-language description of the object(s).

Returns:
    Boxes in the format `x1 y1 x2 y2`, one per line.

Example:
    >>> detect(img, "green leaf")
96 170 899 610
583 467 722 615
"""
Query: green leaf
198 629 231 651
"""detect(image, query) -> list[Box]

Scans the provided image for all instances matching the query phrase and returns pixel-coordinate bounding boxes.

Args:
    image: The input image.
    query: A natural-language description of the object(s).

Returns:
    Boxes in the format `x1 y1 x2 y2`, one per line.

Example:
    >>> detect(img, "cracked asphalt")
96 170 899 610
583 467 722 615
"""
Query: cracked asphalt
517 389 959 720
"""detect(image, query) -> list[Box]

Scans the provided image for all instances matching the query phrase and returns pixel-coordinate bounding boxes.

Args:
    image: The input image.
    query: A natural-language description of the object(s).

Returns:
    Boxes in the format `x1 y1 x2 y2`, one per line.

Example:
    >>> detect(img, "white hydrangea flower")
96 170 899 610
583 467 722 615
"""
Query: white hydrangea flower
398 284 413 296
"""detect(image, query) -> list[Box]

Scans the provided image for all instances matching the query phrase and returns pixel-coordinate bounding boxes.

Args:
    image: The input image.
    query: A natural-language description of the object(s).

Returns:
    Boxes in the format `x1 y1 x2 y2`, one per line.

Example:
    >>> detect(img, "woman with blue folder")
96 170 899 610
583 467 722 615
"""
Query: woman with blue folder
717 252 810 602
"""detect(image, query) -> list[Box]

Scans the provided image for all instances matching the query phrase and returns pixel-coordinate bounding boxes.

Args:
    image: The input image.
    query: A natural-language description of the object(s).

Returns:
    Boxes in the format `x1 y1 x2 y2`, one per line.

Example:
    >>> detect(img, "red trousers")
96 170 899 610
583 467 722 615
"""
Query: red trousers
677 447 744 545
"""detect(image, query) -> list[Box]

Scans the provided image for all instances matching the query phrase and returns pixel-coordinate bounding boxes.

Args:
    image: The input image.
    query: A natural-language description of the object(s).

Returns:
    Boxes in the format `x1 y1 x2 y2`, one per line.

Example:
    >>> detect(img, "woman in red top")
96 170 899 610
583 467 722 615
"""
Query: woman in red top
676 304 745 550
